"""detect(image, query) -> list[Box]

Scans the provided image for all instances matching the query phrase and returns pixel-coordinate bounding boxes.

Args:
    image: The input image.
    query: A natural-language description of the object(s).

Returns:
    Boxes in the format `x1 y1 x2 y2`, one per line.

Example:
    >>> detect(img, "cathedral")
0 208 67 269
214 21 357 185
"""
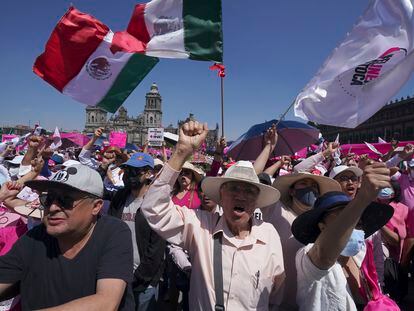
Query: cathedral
84 83 219 148
84 83 163 146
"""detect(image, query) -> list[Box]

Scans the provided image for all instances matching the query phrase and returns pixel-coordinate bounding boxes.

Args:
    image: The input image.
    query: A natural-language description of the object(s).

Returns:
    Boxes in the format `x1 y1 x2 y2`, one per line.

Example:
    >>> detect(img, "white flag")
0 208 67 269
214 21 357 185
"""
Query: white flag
333 134 342 165
50 127 62 150
364 141 384 156
294 0 414 128
378 137 387 143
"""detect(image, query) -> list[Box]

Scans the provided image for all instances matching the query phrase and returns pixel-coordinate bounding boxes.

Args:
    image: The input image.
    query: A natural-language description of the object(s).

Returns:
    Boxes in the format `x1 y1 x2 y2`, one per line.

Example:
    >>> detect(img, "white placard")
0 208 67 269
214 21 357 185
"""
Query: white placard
148 128 164 146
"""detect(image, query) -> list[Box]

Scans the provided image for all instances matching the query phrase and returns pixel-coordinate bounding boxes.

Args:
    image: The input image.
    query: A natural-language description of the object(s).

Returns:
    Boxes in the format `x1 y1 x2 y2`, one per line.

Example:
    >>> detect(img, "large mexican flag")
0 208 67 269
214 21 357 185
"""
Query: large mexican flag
126 0 223 62
33 7 159 113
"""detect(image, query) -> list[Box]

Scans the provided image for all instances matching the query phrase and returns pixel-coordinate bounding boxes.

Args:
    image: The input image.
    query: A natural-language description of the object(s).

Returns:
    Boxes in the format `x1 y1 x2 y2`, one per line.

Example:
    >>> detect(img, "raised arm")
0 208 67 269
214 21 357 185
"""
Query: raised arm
253 124 277 174
140 121 209 246
308 163 391 270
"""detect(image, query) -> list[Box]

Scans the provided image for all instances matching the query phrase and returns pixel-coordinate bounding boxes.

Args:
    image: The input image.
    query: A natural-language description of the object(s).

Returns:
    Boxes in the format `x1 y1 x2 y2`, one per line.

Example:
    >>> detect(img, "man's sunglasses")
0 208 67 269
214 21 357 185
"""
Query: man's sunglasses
39 192 94 210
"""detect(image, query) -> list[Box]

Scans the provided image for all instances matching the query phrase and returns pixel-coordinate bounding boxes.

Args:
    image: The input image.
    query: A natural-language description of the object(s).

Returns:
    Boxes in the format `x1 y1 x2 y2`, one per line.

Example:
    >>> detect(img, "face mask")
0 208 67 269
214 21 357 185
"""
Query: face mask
377 187 394 200
340 229 365 257
293 187 318 207
122 173 143 190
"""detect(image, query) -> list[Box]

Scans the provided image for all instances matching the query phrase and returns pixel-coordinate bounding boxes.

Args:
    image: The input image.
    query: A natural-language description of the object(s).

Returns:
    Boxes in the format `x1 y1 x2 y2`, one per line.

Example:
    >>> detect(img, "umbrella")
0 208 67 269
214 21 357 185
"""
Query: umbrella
227 120 320 161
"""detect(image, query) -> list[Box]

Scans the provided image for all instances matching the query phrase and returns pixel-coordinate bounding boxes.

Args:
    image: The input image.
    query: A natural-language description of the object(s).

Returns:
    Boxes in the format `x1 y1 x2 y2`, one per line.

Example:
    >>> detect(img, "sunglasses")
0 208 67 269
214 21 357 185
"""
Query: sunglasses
39 191 93 210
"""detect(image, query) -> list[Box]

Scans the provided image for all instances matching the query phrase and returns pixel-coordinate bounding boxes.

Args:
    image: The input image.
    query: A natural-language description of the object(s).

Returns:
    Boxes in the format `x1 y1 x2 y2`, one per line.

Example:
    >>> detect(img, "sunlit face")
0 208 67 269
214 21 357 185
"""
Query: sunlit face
179 169 194 188
41 189 102 238
219 181 260 227
335 171 360 198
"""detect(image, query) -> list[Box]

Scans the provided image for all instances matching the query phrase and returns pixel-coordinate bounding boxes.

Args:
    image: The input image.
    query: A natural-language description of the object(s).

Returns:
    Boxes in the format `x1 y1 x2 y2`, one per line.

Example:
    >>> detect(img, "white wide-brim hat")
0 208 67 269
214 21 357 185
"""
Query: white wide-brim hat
201 161 281 208
273 172 342 206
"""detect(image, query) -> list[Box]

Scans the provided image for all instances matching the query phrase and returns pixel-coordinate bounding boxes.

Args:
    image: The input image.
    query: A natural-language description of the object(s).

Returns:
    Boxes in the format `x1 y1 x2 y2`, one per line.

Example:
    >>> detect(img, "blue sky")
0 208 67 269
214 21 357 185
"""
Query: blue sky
1 0 414 140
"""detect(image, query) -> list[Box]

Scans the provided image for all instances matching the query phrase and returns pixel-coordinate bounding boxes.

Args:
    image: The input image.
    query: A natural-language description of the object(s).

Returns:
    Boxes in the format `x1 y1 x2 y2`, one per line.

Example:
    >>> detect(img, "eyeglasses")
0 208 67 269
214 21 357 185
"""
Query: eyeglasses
39 192 92 210
337 175 359 183
224 182 260 198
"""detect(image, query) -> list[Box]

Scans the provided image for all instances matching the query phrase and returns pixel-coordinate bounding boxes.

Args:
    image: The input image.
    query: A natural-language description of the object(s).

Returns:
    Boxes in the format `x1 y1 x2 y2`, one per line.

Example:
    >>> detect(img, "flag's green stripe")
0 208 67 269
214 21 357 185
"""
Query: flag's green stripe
97 54 159 113
183 0 223 62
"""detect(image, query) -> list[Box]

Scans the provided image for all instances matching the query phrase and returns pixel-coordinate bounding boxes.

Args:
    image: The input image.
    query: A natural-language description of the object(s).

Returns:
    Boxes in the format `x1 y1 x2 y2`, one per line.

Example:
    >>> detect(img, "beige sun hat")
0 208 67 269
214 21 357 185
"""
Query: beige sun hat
273 172 341 206
182 161 204 183
201 161 281 208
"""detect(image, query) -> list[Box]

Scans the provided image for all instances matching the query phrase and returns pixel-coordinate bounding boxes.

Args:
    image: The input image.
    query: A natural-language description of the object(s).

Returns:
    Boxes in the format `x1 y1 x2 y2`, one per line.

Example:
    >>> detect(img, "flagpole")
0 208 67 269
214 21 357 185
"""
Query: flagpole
220 76 224 137
275 99 296 127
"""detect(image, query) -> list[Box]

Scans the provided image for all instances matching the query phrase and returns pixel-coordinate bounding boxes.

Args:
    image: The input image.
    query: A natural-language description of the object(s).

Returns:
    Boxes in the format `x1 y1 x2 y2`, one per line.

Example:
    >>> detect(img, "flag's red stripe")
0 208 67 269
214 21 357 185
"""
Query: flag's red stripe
127 4 151 44
33 7 109 92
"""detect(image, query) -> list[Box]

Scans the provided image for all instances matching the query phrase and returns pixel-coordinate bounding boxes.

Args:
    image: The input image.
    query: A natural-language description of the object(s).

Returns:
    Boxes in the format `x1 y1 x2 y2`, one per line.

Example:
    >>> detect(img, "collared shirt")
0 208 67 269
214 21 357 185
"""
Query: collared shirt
141 163 285 310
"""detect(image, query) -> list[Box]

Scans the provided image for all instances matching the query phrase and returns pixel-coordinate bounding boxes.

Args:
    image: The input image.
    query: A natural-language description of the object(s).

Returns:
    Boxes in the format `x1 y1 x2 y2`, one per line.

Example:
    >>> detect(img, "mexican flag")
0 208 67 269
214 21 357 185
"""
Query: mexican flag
126 0 223 62
33 7 159 113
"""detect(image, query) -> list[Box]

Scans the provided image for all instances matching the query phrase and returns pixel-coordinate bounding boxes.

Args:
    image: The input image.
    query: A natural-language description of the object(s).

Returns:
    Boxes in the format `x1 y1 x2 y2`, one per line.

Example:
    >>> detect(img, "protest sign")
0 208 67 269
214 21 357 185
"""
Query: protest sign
148 128 164 146
109 131 127 148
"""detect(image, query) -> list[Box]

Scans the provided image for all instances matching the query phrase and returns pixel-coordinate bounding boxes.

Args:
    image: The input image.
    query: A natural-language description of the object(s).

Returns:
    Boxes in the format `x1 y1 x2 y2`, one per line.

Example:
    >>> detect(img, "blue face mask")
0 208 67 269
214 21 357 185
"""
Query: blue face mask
340 229 365 257
294 187 318 207
377 187 394 200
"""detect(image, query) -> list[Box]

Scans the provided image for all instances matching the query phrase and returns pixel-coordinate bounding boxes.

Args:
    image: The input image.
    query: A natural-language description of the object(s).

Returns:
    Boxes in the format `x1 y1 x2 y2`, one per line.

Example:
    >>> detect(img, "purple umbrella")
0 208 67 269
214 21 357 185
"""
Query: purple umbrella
227 120 320 161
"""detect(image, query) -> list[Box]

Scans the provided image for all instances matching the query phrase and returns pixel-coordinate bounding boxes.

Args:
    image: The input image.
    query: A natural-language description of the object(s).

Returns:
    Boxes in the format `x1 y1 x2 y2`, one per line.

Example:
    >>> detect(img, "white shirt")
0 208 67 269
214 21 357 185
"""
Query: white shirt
296 244 357 311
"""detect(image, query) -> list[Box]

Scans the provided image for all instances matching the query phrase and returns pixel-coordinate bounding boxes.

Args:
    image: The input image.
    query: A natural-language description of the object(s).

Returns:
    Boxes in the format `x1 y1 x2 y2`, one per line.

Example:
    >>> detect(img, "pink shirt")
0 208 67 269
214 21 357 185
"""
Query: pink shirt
385 202 409 262
141 164 285 310
399 174 414 211
172 188 201 209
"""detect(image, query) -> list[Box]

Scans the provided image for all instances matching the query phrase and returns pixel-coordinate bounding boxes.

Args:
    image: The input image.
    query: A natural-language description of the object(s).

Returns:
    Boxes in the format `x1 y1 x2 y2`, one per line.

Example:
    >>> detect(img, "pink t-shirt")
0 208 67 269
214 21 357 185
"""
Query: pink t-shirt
172 188 201 209
385 202 409 262
399 173 414 211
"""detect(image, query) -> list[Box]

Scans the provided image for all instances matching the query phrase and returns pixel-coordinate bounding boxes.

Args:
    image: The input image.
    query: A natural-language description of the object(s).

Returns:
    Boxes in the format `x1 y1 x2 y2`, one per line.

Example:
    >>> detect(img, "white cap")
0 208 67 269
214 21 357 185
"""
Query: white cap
25 164 103 198
329 165 363 179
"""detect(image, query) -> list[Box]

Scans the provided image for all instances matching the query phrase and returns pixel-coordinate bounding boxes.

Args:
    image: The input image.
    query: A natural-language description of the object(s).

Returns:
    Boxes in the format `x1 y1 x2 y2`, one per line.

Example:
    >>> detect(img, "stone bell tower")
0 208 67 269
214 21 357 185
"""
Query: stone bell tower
143 82 162 128
84 106 107 133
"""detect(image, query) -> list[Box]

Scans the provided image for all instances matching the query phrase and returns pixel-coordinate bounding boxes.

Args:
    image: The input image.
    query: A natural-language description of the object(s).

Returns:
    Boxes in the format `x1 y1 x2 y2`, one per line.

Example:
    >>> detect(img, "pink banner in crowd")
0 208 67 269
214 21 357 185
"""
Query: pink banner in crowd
297 141 414 159
340 141 414 158
2 135 18 142
61 133 89 147
109 132 127 148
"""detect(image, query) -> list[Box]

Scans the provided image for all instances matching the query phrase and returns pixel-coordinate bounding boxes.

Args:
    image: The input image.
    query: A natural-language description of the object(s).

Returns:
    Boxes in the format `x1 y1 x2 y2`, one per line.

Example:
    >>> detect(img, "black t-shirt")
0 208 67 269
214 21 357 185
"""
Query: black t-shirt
0 215 134 310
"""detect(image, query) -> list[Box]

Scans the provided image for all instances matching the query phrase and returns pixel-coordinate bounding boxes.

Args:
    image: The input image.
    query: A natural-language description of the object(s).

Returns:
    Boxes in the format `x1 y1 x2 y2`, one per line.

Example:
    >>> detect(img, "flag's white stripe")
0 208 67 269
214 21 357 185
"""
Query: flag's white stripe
144 0 186 58
63 32 133 106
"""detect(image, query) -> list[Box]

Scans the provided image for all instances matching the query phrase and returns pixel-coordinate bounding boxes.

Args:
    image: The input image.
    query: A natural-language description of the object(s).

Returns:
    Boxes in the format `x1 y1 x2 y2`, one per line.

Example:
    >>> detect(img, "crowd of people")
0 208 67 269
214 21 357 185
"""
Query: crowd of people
0 120 413 311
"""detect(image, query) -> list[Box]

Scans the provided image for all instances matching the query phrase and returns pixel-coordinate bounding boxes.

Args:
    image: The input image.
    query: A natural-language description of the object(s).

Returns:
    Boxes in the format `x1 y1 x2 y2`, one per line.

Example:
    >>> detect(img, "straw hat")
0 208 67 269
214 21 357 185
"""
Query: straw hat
201 161 280 208
182 161 204 183
273 172 341 206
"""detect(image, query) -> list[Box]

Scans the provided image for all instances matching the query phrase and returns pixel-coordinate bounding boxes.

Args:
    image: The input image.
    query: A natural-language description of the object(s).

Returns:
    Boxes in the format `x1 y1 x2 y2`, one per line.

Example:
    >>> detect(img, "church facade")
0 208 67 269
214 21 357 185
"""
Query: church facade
84 83 219 148
84 83 163 146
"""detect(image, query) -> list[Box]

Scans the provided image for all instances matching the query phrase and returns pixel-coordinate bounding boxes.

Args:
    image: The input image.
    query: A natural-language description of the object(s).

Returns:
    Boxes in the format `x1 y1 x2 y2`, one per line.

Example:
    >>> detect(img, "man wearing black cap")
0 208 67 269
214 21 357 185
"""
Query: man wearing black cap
292 163 396 310
0 164 134 310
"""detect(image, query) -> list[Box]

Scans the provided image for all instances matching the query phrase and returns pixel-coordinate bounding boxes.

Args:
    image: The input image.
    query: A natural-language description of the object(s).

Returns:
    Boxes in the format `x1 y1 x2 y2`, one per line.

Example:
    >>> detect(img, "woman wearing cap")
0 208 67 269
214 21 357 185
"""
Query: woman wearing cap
329 165 363 199
172 161 204 209
292 162 397 310
262 172 341 310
